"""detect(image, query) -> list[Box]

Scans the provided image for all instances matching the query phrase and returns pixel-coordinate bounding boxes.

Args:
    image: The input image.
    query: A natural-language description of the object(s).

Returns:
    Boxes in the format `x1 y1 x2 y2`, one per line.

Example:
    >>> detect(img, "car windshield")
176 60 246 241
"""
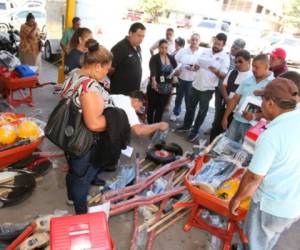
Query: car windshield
198 21 216 29
0 3 6 10
283 38 300 47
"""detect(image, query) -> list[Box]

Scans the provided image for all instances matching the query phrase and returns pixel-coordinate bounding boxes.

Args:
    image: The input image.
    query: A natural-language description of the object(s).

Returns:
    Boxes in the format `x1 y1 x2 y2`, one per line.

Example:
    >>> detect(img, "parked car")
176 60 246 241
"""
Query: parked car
227 23 265 56
192 19 230 47
268 37 300 66
0 0 17 15
22 0 46 8
0 0 18 31
176 15 192 29
122 9 143 22
11 8 46 33
43 38 61 61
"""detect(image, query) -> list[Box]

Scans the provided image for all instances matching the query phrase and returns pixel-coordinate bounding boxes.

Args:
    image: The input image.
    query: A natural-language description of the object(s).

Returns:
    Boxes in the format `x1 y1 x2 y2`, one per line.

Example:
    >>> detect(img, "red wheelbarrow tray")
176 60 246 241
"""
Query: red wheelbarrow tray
0 138 43 169
184 156 248 221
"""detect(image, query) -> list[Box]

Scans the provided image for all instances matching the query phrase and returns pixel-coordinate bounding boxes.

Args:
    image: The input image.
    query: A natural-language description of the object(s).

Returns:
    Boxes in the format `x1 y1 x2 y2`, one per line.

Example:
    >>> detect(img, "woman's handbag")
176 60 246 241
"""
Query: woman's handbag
45 82 94 157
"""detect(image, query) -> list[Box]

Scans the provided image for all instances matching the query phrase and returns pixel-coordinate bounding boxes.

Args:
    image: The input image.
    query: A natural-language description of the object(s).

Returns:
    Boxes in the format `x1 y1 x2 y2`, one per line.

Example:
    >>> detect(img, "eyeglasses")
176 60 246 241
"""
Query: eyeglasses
235 59 244 64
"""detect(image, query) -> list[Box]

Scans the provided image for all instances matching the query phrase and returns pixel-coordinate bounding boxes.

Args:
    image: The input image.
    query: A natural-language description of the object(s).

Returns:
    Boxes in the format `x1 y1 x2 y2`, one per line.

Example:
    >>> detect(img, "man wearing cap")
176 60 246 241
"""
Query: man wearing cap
222 54 274 143
269 48 288 77
229 78 300 250
229 38 246 71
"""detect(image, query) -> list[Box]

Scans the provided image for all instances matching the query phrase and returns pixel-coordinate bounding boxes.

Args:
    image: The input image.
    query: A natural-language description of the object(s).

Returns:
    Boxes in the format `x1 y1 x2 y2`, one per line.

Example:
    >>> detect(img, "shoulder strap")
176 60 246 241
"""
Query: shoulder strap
227 69 239 85
67 75 94 99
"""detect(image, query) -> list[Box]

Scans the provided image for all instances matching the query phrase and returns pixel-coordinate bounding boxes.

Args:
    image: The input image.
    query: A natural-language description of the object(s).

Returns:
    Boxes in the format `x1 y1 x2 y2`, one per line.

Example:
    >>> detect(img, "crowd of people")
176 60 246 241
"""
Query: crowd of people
18 13 300 250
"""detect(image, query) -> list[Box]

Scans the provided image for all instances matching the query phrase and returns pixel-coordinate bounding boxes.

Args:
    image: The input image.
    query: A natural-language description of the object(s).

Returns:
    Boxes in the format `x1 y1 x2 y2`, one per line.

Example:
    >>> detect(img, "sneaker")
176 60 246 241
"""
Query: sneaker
66 199 74 206
187 132 199 142
170 114 179 121
176 125 190 132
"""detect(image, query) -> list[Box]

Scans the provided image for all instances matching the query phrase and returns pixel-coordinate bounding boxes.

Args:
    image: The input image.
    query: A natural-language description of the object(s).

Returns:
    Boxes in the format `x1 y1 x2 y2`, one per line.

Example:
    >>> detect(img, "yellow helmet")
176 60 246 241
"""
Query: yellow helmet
0 125 17 145
216 178 250 210
17 120 40 140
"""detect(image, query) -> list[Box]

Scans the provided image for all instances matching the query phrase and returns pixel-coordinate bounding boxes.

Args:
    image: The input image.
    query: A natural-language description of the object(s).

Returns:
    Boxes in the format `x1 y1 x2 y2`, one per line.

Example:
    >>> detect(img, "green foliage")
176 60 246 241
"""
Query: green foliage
138 0 167 22
284 0 300 29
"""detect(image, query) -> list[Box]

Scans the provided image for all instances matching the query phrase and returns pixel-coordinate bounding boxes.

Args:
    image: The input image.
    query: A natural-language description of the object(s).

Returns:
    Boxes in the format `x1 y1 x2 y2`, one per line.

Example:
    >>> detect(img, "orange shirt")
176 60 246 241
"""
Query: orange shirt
19 23 40 55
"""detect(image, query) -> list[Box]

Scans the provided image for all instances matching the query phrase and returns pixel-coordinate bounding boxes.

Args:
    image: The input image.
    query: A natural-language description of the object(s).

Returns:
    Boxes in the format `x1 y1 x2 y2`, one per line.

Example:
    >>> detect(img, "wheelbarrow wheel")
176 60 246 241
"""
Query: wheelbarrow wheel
146 148 176 164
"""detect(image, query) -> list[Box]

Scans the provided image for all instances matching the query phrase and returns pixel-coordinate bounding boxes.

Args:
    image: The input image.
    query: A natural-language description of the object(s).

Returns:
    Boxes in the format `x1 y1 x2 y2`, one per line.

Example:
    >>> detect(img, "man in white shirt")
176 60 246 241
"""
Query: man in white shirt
150 28 175 55
170 33 202 121
111 91 169 135
177 33 230 142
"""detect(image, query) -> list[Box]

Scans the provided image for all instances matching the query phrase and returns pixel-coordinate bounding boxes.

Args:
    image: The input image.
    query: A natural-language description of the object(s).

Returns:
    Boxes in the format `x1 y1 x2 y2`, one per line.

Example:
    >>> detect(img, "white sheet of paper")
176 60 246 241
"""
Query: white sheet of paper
121 146 134 157
88 201 110 220
238 96 262 115
197 58 213 71
228 92 235 99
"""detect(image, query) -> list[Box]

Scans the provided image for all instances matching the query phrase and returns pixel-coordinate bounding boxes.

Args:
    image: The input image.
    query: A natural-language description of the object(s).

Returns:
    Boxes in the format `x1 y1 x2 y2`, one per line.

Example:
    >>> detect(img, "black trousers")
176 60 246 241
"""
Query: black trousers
147 85 170 124
210 87 233 142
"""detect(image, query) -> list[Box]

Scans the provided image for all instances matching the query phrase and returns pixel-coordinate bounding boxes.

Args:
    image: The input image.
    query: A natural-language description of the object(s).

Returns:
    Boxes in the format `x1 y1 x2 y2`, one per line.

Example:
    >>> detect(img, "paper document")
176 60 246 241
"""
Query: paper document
88 202 110 220
122 146 134 157
197 58 213 71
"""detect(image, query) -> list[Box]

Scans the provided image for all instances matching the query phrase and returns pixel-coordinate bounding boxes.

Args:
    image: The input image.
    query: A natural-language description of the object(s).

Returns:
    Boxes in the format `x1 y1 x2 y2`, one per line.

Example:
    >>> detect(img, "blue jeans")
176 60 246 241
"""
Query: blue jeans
173 78 193 116
183 87 214 134
66 148 99 214
225 118 251 143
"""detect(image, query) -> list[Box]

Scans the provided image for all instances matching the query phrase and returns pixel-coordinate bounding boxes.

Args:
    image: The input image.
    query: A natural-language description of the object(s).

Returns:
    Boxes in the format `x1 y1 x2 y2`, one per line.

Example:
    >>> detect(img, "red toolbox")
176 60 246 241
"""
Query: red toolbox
50 212 113 250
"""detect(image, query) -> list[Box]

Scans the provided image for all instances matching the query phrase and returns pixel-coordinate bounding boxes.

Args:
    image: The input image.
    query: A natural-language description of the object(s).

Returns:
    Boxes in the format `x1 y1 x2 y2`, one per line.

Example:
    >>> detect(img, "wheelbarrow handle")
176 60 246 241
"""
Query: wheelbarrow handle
173 201 194 209
6 223 37 250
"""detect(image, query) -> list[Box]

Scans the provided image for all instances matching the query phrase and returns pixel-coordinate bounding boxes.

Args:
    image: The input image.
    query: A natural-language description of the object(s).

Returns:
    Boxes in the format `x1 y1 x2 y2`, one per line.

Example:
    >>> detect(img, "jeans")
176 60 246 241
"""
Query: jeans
173 78 193 116
240 201 299 250
183 87 214 134
66 148 99 214
225 118 251 143
147 85 170 123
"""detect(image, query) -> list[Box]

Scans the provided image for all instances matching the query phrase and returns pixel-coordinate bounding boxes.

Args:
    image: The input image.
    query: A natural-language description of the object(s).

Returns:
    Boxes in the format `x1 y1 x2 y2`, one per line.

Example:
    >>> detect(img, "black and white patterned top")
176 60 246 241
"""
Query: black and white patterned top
60 70 113 109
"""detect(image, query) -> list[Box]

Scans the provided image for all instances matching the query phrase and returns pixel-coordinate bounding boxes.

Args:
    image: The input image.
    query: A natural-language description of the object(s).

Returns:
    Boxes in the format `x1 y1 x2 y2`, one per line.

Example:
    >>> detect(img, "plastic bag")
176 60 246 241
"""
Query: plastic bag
17 117 45 141
105 164 136 191
0 51 20 70
190 157 237 189
208 134 252 166
150 129 169 146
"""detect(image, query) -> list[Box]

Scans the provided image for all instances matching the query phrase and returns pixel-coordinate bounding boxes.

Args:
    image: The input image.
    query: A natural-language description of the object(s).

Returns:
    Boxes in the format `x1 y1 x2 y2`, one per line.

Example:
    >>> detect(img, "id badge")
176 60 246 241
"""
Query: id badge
160 76 165 83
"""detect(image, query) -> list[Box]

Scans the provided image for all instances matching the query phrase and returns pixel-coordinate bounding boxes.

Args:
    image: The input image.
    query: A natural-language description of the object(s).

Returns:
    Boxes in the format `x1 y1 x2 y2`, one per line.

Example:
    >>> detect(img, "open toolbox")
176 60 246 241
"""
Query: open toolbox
174 155 249 250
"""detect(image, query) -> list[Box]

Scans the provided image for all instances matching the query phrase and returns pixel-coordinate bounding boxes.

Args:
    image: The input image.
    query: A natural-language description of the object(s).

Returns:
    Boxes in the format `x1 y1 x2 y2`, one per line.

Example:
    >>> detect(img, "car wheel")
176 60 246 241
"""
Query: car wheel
43 40 52 61
0 23 8 33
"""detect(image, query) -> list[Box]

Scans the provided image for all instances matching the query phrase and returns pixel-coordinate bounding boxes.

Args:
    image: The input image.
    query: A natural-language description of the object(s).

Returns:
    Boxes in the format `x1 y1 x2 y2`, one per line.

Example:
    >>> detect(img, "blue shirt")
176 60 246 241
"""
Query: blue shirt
64 48 84 74
234 73 274 124
249 109 300 218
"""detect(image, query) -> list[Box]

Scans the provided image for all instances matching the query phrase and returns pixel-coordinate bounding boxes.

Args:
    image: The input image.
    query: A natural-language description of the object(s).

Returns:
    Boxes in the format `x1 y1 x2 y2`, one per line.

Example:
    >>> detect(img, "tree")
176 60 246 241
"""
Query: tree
139 0 167 22
284 0 300 31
